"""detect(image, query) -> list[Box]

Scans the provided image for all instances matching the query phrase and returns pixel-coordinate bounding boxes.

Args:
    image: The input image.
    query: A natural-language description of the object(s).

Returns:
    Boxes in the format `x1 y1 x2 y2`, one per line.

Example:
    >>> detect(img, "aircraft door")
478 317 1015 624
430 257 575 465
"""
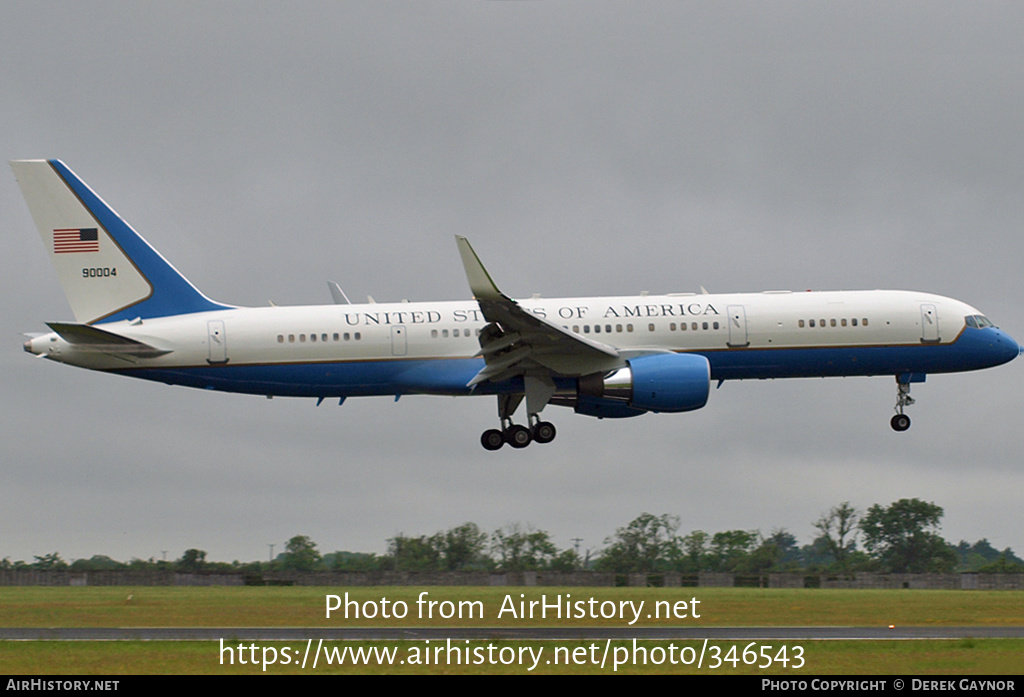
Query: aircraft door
727 305 749 347
391 325 407 356
920 304 939 343
207 320 228 364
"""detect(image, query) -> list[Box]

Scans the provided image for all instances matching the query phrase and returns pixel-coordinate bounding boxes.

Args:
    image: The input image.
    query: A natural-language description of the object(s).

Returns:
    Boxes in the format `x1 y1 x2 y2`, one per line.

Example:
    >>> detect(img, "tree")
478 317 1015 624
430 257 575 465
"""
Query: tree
384 524 493 572
70 555 127 572
707 530 758 572
325 551 381 572
678 530 710 572
739 529 802 573
491 524 558 571
549 549 583 572
596 513 680 573
386 533 443 571
859 499 957 572
977 552 1024 574
440 523 490 571
177 549 207 572
954 539 1024 572
283 535 322 571
32 552 67 571
814 502 860 572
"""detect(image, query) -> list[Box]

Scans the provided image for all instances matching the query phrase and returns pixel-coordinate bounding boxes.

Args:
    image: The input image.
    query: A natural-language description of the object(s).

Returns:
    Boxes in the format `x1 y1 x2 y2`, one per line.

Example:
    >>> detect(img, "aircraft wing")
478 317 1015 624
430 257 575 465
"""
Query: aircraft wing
455 236 622 385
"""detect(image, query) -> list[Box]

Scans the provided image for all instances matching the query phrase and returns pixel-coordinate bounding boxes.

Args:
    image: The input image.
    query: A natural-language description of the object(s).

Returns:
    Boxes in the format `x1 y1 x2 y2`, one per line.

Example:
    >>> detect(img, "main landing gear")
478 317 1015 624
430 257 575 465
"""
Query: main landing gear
480 393 557 451
480 418 557 451
890 377 915 432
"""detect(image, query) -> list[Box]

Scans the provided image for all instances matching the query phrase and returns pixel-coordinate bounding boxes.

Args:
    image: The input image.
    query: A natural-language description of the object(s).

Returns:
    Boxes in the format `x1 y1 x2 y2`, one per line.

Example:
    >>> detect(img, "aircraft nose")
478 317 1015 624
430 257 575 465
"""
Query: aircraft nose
991 329 1021 364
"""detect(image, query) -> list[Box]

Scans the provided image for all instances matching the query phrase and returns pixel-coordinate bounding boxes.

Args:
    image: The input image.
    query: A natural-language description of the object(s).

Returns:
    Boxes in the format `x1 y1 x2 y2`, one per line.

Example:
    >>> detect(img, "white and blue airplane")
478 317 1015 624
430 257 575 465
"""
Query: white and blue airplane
13 160 1021 450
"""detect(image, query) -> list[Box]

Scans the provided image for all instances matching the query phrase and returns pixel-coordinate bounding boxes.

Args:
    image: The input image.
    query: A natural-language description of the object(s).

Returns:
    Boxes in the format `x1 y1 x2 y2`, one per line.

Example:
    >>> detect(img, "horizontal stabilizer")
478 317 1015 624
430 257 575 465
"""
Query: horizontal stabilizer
46 322 172 357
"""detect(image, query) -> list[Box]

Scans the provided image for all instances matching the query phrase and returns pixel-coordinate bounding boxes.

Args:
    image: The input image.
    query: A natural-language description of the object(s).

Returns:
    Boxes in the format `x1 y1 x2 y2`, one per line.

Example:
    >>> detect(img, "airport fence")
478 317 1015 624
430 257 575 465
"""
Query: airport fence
0 569 1021 589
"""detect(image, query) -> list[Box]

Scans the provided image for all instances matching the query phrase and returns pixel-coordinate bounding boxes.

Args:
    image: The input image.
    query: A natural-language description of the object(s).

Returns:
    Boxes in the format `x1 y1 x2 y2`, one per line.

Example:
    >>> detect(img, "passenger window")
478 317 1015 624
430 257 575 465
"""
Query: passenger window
300 334 306 342
862 318 869 326
431 330 438 338
830 319 836 327
277 335 284 343
713 321 719 330
648 323 656 332
851 318 858 326
798 320 805 328
809 320 815 327
616 324 623 332
841 319 847 327
702 321 708 330
627 324 634 332
333 333 340 341
289 334 295 343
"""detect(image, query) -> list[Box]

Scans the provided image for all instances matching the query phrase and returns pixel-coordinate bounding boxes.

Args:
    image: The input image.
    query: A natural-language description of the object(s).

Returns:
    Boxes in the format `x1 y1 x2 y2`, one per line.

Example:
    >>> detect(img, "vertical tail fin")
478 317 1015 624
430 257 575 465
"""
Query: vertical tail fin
10 159 231 324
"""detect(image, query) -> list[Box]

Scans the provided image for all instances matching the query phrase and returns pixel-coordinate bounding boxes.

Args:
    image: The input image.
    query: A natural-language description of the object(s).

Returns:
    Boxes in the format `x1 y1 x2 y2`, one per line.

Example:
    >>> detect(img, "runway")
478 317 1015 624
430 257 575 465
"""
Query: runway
2 626 1022 641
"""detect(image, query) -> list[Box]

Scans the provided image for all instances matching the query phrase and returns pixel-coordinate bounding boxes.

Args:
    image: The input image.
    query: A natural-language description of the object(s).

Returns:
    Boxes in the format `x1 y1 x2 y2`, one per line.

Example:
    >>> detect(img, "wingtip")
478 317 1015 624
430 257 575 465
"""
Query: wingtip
455 236 503 301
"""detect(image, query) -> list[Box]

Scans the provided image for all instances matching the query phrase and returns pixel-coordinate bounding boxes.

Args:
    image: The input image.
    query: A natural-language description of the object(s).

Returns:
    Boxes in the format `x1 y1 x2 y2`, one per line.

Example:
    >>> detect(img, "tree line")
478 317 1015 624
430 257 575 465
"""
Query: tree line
5 498 1021 576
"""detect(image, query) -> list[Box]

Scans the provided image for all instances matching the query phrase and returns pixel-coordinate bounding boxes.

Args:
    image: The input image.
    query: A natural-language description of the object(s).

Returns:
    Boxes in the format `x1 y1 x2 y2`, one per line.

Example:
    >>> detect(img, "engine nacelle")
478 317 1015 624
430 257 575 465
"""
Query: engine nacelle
575 353 710 417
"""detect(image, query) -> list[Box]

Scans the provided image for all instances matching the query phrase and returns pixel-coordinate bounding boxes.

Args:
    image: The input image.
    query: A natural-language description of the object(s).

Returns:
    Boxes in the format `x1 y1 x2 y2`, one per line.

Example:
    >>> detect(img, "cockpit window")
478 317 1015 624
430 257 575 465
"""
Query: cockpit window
965 315 995 329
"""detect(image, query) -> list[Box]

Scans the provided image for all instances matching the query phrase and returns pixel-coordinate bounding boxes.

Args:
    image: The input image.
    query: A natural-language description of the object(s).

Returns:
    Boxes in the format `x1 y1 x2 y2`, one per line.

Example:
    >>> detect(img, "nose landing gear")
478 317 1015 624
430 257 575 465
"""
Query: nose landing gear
890 412 911 432
890 377 916 432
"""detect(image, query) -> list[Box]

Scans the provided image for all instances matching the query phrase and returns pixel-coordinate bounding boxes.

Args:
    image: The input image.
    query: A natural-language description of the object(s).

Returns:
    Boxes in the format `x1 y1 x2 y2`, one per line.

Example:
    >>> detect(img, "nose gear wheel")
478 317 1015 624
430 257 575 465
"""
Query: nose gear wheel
891 378 915 432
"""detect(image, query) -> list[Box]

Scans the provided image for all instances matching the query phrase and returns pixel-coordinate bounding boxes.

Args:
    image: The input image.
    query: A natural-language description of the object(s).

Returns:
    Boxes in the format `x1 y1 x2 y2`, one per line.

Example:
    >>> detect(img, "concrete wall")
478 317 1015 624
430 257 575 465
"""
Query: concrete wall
0 569 1021 589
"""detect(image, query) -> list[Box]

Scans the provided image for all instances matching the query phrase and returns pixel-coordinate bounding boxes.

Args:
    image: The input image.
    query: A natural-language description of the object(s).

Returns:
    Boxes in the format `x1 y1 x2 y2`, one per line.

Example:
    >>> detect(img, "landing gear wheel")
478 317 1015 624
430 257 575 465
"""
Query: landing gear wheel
532 421 556 444
890 414 911 432
481 429 505 451
504 424 532 448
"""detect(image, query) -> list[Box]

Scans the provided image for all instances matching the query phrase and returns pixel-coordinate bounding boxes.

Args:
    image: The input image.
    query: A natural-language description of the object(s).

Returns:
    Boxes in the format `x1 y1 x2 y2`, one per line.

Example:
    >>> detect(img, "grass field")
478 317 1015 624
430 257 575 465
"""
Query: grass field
0 586 1021 627
1 638 1022 674
0 586 1021 674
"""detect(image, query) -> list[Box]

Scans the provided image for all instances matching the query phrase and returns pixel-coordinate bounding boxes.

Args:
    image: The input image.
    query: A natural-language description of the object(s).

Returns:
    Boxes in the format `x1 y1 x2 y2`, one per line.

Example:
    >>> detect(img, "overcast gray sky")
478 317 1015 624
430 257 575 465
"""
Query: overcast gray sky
2 2 1022 565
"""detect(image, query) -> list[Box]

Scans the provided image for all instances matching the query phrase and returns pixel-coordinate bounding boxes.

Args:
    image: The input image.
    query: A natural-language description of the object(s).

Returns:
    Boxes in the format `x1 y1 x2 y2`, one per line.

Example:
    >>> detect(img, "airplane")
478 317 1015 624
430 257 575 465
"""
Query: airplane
12 159 1021 450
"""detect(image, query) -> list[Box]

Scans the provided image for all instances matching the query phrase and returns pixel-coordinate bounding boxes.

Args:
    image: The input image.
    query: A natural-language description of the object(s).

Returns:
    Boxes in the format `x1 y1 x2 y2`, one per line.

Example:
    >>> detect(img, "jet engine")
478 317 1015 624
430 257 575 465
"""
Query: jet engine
571 353 711 418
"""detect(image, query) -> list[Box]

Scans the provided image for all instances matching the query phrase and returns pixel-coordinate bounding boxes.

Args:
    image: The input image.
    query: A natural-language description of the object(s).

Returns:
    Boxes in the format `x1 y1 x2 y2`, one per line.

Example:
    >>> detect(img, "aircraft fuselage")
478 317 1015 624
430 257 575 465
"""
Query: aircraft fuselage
25 289 1019 400
13 159 1019 447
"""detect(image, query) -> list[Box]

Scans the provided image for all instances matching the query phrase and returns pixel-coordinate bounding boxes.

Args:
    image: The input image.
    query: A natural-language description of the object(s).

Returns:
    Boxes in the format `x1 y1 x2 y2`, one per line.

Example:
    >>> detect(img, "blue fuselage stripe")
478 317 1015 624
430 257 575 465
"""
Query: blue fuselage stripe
114 327 1017 398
